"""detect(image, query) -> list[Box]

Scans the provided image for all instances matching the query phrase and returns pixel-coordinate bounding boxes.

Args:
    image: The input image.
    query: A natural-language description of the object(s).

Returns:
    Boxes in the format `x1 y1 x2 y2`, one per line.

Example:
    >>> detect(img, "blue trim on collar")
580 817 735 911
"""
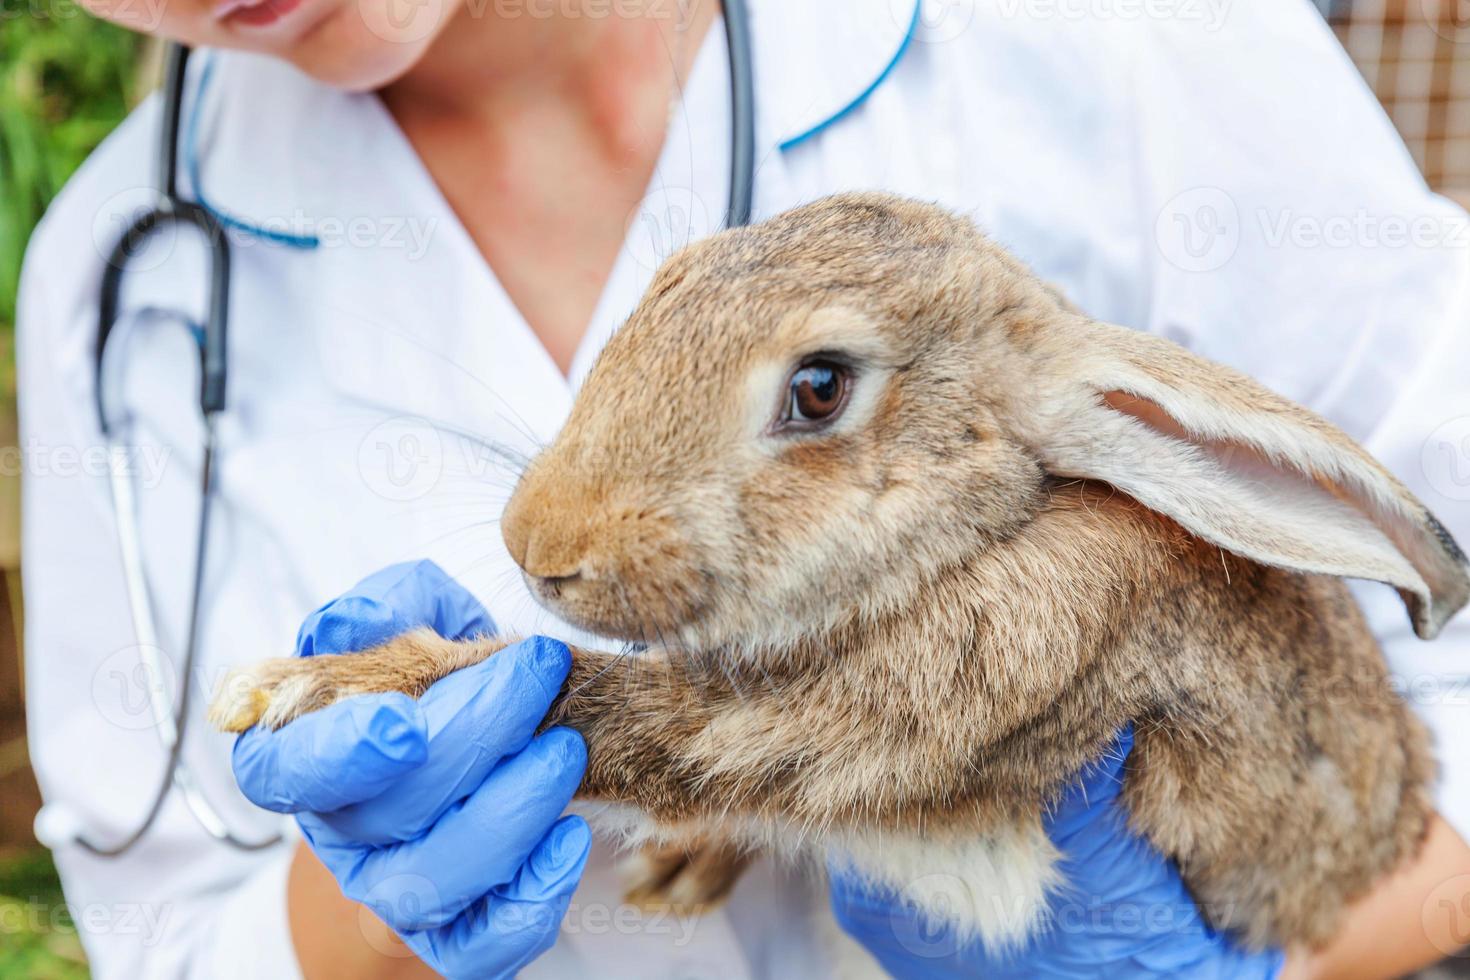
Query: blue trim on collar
184 53 320 250
777 0 921 152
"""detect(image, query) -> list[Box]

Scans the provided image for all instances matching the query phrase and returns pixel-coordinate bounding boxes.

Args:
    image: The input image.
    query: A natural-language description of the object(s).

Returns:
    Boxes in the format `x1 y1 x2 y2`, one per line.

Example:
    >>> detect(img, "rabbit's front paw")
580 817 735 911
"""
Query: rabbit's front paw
209 630 499 733
208 656 364 733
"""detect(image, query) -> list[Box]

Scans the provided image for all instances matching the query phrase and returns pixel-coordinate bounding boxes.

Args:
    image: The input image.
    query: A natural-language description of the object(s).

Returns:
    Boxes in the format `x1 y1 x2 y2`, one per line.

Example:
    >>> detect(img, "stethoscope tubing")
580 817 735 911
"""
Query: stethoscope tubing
78 419 280 856
724 0 756 228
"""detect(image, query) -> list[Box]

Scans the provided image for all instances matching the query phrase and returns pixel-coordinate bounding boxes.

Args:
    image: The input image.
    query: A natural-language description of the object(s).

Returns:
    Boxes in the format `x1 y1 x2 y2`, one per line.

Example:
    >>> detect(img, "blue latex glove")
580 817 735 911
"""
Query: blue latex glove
829 727 1286 979
231 560 589 979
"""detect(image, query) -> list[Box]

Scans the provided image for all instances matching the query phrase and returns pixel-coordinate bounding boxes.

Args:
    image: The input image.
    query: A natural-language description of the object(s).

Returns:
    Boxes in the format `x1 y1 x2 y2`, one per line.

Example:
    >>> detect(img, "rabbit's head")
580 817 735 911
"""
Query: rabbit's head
501 193 1469 653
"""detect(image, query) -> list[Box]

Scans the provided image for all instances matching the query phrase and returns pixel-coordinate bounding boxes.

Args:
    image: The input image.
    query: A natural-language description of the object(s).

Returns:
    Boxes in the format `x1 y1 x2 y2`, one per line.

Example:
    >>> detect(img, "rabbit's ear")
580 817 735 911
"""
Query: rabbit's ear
1014 318 1469 639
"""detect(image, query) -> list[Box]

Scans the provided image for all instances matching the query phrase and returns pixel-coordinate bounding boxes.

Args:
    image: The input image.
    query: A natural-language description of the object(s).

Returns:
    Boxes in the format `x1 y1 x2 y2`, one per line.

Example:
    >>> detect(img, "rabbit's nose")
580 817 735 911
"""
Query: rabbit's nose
510 531 592 610
505 524 590 582
501 476 593 581
510 525 594 608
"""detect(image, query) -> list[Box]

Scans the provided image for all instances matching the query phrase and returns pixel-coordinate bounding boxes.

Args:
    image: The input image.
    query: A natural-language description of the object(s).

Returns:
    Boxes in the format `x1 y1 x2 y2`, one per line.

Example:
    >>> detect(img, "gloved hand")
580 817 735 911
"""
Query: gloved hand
828 727 1286 979
231 560 589 979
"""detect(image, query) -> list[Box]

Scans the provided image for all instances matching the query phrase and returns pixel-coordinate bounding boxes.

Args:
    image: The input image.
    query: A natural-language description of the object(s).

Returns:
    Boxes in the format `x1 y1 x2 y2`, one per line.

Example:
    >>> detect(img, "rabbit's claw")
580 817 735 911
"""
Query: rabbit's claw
208 656 363 733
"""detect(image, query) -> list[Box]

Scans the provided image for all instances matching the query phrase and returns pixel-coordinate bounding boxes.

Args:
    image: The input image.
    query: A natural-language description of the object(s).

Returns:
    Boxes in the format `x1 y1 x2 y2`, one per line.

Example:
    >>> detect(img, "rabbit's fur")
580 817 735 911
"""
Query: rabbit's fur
212 193 1469 952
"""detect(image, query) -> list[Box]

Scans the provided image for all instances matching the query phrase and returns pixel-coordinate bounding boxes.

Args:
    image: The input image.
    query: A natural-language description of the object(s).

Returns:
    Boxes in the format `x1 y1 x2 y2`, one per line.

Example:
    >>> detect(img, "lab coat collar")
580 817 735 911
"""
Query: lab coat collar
185 1 921 236
749 0 921 151
181 50 367 251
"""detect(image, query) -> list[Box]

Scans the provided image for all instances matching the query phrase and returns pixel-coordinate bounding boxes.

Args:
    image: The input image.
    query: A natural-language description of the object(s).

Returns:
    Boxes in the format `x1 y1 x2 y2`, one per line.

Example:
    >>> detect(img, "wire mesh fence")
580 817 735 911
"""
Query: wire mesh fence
1325 0 1470 194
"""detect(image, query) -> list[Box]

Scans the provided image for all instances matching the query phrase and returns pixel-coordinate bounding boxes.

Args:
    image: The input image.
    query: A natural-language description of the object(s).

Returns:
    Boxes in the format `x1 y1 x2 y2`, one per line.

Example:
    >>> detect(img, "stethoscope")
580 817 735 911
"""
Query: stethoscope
57 4 756 858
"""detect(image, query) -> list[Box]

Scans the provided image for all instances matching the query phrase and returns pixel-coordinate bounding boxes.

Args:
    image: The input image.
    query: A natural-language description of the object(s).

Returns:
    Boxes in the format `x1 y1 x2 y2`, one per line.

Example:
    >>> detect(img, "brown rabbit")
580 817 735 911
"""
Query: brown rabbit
211 192 1469 953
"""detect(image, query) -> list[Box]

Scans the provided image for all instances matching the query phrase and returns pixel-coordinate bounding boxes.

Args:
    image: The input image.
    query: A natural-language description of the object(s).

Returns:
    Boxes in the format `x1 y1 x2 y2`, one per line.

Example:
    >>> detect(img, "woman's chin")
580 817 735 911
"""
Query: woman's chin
278 8 440 92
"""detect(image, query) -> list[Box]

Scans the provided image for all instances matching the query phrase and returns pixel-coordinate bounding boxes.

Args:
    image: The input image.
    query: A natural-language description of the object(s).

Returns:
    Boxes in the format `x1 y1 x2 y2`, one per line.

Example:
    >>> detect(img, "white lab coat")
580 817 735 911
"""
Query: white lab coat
19 0 1470 976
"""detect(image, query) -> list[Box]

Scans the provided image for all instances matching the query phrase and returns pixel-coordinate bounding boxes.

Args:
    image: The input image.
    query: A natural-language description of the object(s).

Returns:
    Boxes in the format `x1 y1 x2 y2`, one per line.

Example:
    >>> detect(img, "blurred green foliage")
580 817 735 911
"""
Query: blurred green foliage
0 849 89 979
1 16 141 980
0 8 143 397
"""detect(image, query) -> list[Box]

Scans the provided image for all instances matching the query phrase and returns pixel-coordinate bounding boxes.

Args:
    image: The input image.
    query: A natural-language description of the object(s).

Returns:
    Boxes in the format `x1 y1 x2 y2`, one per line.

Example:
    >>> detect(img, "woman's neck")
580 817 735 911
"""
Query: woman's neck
386 2 715 137
377 2 720 374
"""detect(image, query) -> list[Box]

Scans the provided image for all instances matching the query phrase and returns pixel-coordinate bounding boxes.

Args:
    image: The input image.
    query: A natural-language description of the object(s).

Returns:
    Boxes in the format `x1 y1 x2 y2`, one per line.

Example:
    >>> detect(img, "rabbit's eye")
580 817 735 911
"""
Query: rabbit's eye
781 359 851 430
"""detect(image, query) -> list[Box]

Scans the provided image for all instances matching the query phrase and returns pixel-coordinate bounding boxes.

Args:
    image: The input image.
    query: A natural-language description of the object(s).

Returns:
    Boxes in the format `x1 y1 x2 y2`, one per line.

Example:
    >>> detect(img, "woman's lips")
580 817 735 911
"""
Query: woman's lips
213 0 306 29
